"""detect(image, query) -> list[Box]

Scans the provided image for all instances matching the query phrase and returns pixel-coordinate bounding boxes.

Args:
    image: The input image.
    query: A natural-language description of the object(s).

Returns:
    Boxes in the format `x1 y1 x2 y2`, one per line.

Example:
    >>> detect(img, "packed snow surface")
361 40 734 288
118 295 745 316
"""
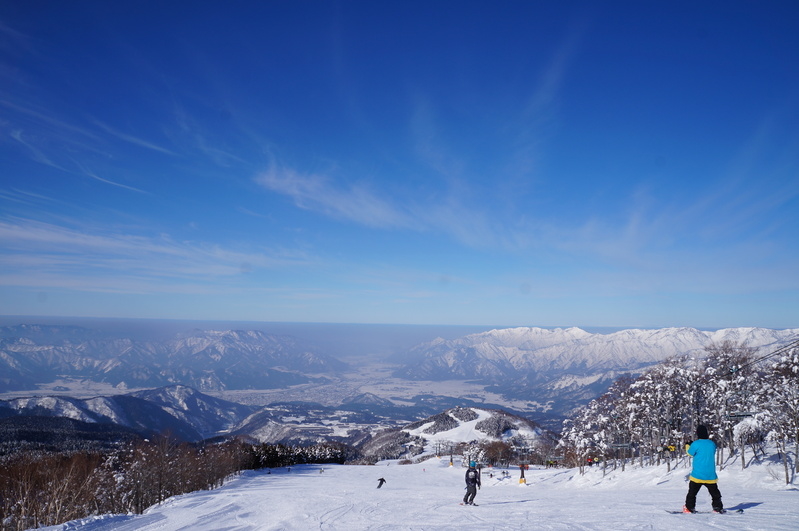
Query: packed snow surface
41 456 798 530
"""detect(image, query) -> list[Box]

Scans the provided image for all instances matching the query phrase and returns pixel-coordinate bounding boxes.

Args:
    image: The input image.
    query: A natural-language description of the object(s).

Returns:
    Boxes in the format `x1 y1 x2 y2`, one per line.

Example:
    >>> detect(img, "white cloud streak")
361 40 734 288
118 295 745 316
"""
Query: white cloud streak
92 120 179 156
9 129 68 171
255 163 419 230
74 162 149 194
0 99 101 141
0 218 310 293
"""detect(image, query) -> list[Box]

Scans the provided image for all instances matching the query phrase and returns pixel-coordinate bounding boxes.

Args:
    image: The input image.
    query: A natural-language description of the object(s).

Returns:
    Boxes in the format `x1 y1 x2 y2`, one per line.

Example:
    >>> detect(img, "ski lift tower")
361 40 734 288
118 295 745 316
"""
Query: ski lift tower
517 438 528 484
727 411 756 470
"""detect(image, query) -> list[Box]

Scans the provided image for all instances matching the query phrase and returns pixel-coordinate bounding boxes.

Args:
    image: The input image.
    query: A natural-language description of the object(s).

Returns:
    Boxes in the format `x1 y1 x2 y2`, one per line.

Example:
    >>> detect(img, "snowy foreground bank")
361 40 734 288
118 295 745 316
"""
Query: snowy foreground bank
42 456 797 531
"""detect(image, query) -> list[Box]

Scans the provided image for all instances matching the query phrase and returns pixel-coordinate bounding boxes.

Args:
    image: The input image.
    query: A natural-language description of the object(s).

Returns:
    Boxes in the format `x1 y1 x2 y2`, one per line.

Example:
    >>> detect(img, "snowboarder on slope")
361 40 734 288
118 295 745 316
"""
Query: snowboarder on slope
683 425 724 513
463 461 481 505
377 477 386 489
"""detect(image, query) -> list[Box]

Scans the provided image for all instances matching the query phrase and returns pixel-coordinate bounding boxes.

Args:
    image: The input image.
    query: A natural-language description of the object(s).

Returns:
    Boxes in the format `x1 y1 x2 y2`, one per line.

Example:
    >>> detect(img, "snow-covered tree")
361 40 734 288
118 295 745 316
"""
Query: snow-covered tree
560 337 799 484
701 340 758 464
760 347 799 483
461 442 485 467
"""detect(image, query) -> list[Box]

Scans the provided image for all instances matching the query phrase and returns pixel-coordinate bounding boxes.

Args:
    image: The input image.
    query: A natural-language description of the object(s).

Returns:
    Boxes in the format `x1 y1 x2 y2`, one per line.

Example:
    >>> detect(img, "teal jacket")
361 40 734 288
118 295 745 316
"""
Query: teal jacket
687 438 718 483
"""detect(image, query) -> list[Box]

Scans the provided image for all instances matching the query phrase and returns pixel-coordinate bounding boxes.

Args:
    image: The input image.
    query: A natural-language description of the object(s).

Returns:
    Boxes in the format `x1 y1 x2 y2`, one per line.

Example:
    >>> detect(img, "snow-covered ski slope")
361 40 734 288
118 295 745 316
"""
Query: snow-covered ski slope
405 407 544 445
42 455 797 530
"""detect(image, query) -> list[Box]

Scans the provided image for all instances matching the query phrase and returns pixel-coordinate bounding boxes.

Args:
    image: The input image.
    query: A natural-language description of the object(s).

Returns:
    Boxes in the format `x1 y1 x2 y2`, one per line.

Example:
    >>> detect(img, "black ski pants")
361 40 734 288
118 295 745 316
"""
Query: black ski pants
463 485 477 504
685 480 723 511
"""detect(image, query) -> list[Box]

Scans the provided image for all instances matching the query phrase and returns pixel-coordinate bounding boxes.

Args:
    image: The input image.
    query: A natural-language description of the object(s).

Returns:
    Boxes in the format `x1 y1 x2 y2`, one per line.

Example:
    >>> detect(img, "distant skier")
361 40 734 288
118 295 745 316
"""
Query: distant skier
462 461 481 505
377 477 386 489
683 425 724 514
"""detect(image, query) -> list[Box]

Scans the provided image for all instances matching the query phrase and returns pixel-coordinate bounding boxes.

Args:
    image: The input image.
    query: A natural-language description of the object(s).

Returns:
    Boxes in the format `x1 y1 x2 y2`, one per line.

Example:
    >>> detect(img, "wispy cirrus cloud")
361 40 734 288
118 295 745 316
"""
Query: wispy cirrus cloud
252 153 799 301
9 129 68 171
8 125 149 193
74 162 149 194
0 218 311 293
255 161 539 251
92 120 179 157
1 99 101 141
524 15 585 118
2 96 172 194
255 163 418 230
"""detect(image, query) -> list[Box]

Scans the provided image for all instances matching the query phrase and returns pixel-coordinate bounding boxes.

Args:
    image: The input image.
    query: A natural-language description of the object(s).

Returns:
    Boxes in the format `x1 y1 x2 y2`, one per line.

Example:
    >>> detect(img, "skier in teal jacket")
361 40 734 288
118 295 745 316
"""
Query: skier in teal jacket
683 425 724 513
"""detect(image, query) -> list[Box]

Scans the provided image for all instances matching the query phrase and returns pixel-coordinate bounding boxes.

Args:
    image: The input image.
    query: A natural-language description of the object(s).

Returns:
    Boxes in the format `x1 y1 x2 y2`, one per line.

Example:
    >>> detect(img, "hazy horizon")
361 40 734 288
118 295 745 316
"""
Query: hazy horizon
2 314 785 364
0 315 632 361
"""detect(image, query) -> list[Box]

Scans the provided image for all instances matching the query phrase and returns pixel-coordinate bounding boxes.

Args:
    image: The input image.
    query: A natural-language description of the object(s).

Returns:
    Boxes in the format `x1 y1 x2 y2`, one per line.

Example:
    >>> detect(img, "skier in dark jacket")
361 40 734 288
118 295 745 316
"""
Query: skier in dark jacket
462 461 481 505
683 425 724 513
377 477 386 489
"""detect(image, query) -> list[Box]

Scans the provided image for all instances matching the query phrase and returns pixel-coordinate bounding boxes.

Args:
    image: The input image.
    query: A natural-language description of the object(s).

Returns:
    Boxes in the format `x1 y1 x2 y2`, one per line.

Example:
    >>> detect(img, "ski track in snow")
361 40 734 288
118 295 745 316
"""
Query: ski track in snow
41 458 798 531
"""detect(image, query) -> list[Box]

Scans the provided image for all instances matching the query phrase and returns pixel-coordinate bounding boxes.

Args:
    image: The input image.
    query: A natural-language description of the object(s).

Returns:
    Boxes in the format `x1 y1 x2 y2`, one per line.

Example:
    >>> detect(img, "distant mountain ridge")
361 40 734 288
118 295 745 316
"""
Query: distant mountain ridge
397 326 798 380
396 326 798 420
0 385 256 441
0 383 560 473
0 326 346 392
0 384 494 450
2 323 797 432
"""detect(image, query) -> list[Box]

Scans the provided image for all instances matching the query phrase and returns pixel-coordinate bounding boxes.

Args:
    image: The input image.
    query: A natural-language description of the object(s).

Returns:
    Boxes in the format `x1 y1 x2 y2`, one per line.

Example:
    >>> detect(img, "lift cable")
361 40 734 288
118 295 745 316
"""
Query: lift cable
730 336 799 374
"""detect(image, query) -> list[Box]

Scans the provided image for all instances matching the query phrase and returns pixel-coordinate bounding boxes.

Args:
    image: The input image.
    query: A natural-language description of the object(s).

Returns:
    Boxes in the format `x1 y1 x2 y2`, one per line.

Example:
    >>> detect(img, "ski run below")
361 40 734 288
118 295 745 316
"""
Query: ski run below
42 455 797 531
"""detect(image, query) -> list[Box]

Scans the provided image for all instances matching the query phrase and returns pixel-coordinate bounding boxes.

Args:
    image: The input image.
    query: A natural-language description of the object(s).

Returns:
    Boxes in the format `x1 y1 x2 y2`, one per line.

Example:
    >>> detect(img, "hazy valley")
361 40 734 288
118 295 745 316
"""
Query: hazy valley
2 320 797 437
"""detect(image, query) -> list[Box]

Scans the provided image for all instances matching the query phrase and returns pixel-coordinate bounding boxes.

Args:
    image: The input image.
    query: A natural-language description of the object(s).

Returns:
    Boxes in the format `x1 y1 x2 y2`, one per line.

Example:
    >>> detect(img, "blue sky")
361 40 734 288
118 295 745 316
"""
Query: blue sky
1 1 798 328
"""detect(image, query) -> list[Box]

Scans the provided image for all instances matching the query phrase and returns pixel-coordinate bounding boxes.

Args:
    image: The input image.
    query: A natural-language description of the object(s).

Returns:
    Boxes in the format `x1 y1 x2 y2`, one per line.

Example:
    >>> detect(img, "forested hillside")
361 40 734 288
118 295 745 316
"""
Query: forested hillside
560 340 799 484
0 436 351 531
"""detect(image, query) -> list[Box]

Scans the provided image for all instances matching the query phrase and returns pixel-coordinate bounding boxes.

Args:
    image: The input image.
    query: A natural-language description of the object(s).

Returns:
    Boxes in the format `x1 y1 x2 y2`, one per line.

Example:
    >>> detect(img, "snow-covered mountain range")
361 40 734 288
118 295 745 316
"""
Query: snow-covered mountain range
0 385 256 442
398 326 797 380
0 383 557 462
0 384 422 449
0 326 345 393
395 326 798 419
2 324 797 432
